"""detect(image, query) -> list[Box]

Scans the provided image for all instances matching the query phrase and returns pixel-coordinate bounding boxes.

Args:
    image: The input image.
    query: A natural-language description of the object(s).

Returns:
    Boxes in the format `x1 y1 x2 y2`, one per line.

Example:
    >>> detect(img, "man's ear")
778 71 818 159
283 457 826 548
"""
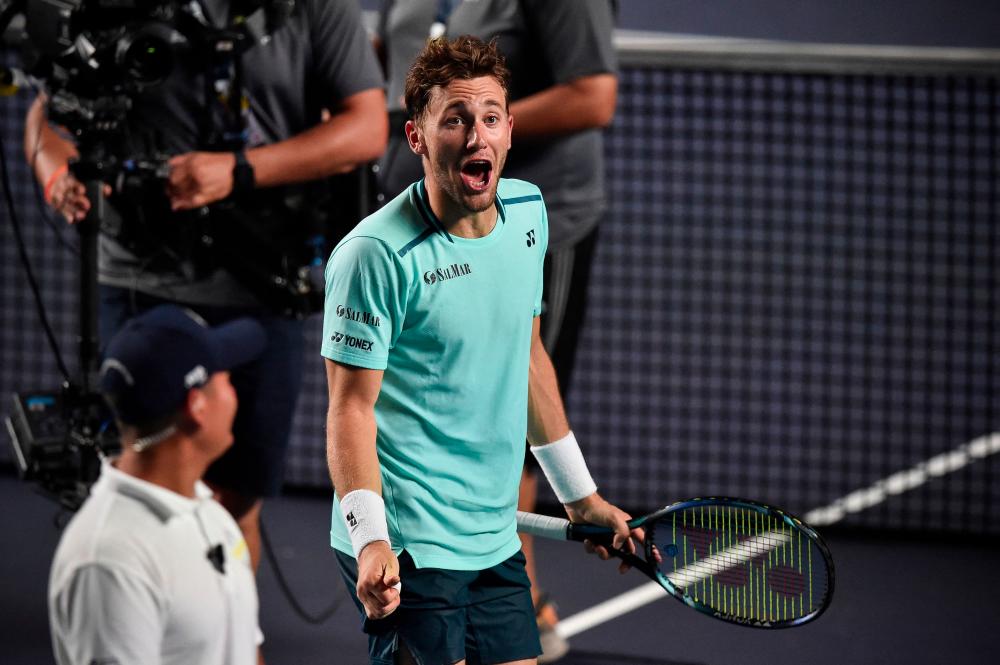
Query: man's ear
184 388 208 428
405 119 427 156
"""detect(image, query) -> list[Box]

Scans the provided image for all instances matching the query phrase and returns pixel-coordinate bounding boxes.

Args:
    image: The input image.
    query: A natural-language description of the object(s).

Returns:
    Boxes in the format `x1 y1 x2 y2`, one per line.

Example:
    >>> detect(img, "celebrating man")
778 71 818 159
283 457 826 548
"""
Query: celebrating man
323 36 640 665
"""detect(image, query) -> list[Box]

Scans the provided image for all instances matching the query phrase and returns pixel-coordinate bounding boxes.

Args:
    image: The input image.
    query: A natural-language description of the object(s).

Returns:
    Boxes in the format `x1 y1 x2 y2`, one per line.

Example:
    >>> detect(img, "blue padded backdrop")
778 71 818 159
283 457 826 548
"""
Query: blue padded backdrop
2 49 997 533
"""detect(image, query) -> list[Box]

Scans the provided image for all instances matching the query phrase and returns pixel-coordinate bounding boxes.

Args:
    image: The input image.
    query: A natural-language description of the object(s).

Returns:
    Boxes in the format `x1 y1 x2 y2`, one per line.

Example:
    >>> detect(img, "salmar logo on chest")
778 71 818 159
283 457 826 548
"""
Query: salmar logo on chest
423 263 472 285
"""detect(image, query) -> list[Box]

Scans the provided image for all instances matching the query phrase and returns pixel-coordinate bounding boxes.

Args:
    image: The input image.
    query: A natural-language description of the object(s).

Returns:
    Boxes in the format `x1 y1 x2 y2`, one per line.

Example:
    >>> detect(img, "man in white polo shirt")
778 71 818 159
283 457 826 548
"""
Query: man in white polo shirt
48 304 266 665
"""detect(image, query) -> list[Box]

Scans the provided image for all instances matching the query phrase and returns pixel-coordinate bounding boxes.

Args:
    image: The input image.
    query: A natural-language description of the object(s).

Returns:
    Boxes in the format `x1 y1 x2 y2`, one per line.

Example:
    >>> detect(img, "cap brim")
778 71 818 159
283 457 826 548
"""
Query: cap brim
206 317 267 371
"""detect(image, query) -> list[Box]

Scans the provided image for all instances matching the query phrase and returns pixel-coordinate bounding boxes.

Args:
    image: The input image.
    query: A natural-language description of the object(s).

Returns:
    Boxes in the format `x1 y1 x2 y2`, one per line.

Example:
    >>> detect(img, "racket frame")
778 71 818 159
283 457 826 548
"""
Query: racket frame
521 496 835 629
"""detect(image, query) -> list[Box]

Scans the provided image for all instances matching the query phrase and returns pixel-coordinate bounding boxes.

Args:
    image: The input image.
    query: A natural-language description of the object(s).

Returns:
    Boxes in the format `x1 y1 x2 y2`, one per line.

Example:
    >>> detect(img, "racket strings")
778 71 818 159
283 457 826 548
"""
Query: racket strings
650 506 830 623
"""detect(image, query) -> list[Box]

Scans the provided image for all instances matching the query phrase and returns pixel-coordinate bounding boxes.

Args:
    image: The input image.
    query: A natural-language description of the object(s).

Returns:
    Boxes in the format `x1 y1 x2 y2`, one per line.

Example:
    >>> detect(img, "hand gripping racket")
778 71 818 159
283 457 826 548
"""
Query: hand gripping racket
517 497 834 628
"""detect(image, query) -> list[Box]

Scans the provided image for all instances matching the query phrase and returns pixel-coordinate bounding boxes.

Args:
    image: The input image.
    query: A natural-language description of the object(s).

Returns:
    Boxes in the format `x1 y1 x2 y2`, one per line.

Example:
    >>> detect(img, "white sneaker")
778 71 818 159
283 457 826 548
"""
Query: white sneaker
536 594 569 663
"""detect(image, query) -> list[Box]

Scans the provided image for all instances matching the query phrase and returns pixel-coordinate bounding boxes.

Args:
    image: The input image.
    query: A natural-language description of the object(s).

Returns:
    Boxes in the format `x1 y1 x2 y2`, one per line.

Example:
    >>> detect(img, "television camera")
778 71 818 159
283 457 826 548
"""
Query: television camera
2 0 297 509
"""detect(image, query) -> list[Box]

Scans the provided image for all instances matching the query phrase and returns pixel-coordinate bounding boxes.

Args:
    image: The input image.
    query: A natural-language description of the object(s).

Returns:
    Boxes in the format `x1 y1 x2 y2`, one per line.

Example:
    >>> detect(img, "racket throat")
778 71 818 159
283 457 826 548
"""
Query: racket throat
607 545 656 577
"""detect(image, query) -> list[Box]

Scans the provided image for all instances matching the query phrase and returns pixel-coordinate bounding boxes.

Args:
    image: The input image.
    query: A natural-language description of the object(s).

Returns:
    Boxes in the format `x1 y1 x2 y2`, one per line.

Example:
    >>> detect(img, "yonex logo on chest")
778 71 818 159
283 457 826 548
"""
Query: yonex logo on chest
423 263 472 285
526 230 536 247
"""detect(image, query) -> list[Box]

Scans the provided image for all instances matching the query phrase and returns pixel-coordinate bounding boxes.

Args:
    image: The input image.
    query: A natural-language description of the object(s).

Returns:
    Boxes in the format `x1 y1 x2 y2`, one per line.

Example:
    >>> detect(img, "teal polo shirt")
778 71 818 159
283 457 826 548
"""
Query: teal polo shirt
322 178 548 570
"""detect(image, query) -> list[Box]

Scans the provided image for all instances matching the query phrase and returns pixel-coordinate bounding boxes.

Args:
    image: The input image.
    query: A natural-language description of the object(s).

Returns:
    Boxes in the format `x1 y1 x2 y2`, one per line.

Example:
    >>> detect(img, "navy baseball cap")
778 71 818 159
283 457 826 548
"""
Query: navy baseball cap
98 305 266 425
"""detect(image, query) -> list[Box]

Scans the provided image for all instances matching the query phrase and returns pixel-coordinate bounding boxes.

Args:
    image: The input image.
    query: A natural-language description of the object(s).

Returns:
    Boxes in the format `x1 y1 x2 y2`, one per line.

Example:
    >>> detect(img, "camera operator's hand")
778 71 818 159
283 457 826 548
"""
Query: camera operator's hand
166 151 239 211
46 168 90 223
45 167 113 224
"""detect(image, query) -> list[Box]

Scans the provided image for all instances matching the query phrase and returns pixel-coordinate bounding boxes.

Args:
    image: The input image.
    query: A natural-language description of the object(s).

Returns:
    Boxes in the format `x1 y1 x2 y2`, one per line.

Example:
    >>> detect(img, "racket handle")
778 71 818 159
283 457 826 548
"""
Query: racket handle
516 511 571 540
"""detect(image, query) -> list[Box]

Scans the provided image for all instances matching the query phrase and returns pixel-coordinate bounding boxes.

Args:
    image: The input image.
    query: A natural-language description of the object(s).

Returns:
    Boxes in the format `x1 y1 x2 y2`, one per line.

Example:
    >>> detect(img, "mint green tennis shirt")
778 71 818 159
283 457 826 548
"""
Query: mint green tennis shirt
322 178 548 570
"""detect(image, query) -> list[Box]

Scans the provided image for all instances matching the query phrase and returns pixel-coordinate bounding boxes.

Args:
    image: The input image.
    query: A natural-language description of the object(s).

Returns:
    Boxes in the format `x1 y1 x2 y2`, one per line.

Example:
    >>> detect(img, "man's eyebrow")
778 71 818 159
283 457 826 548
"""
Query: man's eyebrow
441 98 506 112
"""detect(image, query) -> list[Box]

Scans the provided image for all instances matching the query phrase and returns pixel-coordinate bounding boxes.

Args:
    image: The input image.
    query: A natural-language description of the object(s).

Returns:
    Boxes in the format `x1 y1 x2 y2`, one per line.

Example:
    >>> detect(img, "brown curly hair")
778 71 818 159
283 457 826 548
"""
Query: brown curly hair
404 36 511 122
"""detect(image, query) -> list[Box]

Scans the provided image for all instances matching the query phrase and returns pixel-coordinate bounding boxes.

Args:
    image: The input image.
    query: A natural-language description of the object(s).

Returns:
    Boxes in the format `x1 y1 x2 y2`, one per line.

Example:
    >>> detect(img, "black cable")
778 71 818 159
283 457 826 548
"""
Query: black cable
0 131 72 382
259 514 343 625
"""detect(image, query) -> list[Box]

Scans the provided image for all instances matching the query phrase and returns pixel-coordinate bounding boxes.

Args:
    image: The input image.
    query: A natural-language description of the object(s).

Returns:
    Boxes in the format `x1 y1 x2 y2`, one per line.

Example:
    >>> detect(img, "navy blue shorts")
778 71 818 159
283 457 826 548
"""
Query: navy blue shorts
335 549 542 665
99 285 303 497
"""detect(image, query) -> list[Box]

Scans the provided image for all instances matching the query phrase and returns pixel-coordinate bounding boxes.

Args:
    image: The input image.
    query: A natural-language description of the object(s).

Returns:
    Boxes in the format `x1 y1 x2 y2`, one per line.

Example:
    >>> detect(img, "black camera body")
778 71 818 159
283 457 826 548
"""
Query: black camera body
20 0 294 135
22 0 189 142
6 388 119 510
25 0 181 87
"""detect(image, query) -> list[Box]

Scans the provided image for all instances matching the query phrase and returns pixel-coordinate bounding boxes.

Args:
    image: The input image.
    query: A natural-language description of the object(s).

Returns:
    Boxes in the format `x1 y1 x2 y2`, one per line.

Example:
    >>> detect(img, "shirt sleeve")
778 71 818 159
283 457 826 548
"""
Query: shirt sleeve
307 0 385 101
322 236 404 369
533 198 550 316
521 0 618 84
50 564 163 665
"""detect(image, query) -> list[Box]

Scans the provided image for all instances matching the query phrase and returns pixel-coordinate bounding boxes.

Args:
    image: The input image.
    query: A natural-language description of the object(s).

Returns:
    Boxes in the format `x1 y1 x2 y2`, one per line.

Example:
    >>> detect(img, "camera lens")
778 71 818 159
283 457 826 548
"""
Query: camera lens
116 26 174 86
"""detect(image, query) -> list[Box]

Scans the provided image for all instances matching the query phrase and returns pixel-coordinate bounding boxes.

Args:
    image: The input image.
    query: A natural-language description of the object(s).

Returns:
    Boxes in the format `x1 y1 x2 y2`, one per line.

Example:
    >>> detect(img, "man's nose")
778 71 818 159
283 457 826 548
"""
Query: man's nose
466 123 487 150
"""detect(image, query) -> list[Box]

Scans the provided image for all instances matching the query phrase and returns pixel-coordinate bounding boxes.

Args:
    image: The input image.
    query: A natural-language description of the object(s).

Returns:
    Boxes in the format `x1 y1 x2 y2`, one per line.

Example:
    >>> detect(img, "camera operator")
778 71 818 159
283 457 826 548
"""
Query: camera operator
24 0 388 570
49 305 267 665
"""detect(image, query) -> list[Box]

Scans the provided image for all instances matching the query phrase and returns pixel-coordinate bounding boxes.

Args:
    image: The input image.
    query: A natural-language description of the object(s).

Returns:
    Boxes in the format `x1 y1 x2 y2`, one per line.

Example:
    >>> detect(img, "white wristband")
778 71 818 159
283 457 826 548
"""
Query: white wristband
529 431 597 504
339 489 391 558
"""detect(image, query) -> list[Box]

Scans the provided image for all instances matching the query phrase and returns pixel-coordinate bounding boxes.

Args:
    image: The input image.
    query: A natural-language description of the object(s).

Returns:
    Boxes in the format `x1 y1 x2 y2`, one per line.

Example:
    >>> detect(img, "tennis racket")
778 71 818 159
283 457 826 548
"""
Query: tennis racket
517 497 834 629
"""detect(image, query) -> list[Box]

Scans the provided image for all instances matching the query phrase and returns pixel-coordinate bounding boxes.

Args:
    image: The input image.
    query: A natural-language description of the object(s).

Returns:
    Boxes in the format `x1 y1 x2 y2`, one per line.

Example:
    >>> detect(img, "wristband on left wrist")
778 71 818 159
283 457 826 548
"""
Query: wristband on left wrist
530 431 598 504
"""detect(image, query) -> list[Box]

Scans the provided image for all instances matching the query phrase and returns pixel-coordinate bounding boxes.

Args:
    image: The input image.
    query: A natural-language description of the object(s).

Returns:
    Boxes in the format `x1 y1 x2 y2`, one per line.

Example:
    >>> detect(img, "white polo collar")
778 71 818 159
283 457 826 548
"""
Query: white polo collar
94 458 214 523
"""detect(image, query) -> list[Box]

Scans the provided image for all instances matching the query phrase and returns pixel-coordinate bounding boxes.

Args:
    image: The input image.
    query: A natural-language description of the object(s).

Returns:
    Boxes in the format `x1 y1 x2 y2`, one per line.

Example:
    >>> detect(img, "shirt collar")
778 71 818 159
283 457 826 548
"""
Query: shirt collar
95 458 214 522
414 178 505 238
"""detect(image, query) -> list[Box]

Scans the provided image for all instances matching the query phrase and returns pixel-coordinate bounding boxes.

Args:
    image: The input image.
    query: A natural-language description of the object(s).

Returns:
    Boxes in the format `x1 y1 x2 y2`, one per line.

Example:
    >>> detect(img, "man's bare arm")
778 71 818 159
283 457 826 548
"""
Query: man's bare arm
509 73 617 142
325 358 384 494
525 316 641 559
167 88 389 210
325 358 400 619
526 316 572 446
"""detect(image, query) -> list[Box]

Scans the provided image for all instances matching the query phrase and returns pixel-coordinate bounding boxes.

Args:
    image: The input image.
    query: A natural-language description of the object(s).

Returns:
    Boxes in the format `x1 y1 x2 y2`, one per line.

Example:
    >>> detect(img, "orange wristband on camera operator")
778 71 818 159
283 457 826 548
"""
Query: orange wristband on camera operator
43 163 69 204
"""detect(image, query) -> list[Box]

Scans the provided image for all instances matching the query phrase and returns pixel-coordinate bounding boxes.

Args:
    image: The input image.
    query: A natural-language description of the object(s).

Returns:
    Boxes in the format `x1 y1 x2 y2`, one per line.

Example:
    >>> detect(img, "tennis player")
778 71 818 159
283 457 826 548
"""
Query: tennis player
323 36 640 664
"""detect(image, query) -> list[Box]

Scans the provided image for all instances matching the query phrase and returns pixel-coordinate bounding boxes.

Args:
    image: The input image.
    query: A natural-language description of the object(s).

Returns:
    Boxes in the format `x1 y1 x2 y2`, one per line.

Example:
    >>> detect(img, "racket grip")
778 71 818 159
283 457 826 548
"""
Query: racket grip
516 511 570 540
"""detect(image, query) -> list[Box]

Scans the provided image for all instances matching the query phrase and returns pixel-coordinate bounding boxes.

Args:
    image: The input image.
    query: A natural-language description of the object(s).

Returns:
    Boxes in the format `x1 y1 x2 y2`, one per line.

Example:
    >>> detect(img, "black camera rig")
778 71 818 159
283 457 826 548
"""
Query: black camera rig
3 0 302 509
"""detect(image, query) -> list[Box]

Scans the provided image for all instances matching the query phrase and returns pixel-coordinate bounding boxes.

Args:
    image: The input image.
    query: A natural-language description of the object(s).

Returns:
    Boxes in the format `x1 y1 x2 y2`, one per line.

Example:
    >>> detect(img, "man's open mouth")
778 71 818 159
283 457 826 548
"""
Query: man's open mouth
460 160 493 192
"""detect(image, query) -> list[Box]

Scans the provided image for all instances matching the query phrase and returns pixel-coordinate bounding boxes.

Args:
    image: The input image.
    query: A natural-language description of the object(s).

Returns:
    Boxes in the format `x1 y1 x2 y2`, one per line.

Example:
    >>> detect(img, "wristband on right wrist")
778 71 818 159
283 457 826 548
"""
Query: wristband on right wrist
339 488 391 558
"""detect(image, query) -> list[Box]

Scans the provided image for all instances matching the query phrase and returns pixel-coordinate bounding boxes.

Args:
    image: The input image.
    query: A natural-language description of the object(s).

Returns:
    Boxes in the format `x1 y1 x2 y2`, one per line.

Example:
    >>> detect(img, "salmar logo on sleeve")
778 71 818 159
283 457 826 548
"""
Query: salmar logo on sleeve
329 332 374 352
423 263 472 285
335 304 381 328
